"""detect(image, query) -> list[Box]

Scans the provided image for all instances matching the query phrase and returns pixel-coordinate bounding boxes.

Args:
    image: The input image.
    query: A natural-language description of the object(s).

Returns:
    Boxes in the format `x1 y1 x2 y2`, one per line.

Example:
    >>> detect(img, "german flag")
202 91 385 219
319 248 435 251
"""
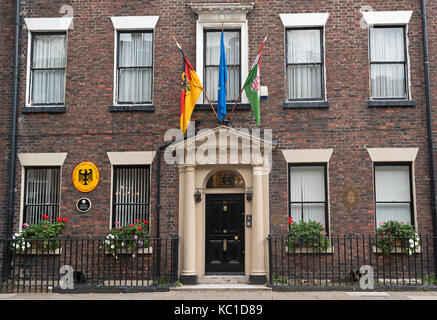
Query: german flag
175 38 203 134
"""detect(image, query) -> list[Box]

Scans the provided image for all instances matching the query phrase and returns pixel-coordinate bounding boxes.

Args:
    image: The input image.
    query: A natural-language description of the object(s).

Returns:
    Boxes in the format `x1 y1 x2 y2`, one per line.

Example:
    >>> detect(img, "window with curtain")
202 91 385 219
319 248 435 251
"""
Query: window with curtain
204 30 240 103
24 167 61 225
117 31 153 104
369 27 408 99
286 28 324 101
374 164 413 226
31 33 66 105
289 165 327 228
112 166 150 227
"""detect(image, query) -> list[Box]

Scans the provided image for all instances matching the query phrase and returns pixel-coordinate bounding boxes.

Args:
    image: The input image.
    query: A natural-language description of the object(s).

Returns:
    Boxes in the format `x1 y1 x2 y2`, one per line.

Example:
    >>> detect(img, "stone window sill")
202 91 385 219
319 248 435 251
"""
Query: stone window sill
282 101 330 109
22 106 66 113
368 100 416 107
110 105 155 112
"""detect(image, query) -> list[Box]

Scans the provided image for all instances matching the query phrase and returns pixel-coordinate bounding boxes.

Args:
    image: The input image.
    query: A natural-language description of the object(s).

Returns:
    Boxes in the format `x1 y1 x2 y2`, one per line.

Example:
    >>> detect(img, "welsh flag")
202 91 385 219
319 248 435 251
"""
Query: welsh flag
243 37 267 126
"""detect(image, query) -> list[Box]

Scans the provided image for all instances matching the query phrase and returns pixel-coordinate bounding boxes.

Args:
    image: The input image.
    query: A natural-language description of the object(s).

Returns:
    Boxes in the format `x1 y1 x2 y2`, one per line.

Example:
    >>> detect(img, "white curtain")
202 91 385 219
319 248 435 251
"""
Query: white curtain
289 166 326 224
32 34 66 104
375 165 411 225
118 32 153 103
25 168 60 224
113 167 150 227
287 29 322 100
370 28 406 98
205 31 240 102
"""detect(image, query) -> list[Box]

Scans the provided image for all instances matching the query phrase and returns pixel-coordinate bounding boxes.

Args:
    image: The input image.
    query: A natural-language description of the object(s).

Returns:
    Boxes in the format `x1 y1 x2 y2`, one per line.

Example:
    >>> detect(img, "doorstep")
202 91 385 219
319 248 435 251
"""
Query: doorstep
171 284 271 291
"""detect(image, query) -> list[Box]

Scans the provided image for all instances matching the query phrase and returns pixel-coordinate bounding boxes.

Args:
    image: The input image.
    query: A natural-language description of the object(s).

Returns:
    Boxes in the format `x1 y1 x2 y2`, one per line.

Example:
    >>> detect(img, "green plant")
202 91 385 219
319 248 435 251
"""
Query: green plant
103 219 150 258
288 217 330 253
11 215 67 253
375 220 420 255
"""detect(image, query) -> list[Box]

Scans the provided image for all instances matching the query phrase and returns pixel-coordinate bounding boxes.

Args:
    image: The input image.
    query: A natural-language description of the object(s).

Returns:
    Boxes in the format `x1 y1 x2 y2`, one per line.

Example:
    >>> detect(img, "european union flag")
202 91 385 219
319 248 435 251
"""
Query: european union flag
217 30 227 121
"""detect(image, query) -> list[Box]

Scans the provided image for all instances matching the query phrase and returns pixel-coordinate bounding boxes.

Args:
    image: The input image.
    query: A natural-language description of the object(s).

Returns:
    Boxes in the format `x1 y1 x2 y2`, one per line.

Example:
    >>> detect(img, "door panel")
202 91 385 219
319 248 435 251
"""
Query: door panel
205 194 245 273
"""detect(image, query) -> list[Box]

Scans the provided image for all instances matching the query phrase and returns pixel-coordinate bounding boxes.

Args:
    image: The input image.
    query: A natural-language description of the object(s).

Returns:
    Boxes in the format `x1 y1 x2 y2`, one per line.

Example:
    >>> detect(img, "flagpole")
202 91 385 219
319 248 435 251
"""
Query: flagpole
202 88 219 120
228 36 268 124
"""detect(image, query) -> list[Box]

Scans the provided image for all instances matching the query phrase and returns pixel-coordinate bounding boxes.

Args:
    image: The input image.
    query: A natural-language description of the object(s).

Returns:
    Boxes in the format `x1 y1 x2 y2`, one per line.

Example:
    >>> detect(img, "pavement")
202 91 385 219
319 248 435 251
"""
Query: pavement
1 285 437 300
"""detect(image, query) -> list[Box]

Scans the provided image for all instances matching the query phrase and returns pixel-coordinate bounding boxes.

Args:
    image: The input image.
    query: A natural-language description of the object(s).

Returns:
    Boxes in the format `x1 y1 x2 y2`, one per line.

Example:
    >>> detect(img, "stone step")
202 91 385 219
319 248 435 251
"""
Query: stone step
172 284 271 291
197 275 249 285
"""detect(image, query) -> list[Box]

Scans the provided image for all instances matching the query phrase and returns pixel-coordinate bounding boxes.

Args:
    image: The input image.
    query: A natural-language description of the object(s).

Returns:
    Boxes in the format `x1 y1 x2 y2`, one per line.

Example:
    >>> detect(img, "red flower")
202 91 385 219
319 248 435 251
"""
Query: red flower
45 225 48 228
129 223 134 227
137 226 142 231
288 217 294 225
57 217 63 222
143 220 149 224
135 219 139 223
63 217 68 222
118 226 122 230
42 214 49 220
115 221 120 225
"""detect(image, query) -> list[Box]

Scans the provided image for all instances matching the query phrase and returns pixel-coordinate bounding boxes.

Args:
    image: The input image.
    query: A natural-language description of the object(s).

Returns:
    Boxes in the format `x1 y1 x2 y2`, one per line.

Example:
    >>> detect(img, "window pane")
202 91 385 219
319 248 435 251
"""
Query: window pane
303 203 325 225
205 31 240 103
32 70 66 104
371 63 406 98
113 167 150 227
119 32 153 67
287 29 321 64
289 166 325 202
118 68 152 102
33 34 66 69
24 168 60 225
287 65 322 100
375 165 411 202
376 203 411 225
370 28 405 62
205 31 240 65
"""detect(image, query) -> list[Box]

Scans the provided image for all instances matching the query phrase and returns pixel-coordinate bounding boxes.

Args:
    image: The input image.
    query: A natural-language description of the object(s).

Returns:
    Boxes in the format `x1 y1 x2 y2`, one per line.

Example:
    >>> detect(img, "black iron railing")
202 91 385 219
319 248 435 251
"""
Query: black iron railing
0 237 178 293
268 235 437 290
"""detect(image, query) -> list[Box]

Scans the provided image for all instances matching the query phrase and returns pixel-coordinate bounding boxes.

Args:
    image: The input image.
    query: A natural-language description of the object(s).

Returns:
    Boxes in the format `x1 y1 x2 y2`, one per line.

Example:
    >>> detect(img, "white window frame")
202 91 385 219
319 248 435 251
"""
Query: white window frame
367 147 418 230
17 152 67 231
110 16 159 107
361 11 413 101
24 18 72 107
282 149 333 232
190 3 253 104
280 13 330 102
107 151 156 230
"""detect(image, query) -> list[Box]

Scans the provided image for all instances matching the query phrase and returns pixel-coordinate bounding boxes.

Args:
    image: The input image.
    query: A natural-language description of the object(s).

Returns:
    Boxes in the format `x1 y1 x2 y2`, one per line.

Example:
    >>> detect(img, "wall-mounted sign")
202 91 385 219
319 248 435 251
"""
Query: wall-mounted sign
76 197 92 213
72 162 100 193
342 184 360 209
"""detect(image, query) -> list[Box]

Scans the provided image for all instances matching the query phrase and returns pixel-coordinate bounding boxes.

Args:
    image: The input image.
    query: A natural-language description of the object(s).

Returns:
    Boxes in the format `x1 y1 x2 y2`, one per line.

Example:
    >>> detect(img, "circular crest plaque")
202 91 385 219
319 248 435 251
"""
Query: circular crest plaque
72 162 100 193
342 184 360 209
76 197 92 213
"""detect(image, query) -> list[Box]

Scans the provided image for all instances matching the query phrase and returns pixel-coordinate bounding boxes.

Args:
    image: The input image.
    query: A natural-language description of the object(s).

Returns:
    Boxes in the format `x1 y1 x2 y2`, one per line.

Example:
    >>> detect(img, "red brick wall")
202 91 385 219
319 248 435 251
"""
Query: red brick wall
7 0 436 239
0 0 14 238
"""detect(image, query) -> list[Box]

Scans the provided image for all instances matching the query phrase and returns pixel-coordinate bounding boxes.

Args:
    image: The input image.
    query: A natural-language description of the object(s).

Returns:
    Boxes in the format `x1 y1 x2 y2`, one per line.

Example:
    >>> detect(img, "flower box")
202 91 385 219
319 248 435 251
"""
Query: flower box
285 245 334 254
372 245 421 255
104 246 153 256
16 248 62 255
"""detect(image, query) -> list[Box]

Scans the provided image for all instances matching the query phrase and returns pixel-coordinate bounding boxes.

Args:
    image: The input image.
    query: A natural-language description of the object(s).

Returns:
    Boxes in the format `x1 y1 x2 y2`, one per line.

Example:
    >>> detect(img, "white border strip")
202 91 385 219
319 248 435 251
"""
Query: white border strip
362 11 413 26
24 17 73 31
281 149 333 163
367 148 419 162
18 153 68 166
280 13 330 27
107 151 156 165
110 16 159 30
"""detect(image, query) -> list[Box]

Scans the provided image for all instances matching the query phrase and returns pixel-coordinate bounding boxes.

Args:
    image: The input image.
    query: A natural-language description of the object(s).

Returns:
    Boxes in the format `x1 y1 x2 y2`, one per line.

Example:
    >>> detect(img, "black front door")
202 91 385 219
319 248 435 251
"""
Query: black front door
205 194 245 274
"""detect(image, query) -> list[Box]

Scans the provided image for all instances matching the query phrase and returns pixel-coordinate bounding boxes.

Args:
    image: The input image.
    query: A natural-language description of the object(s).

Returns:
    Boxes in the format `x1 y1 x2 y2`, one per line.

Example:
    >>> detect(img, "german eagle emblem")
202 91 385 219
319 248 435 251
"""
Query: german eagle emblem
78 169 93 186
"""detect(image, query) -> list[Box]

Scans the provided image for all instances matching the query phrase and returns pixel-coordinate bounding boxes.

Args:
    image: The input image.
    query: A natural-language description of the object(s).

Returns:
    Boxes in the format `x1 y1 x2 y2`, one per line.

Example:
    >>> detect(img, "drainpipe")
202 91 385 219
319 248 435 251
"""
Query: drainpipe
421 0 437 269
154 141 172 282
2 0 21 281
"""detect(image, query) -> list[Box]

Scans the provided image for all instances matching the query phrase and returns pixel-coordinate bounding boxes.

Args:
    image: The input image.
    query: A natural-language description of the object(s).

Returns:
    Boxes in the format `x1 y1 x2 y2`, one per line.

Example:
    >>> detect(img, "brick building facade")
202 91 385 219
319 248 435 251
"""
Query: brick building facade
2 0 437 285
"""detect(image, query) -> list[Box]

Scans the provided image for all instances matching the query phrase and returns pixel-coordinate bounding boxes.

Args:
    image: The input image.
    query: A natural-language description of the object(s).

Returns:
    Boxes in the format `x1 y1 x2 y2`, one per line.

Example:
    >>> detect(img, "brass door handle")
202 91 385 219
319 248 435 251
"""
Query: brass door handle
234 236 239 241
223 239 227 251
